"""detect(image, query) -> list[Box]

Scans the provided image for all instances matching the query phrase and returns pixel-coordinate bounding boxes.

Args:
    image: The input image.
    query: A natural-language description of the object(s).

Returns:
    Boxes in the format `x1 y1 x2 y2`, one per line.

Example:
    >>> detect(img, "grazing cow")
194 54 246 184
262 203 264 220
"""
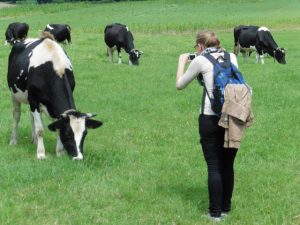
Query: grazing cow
233 25 286 64
233 25 259 57
44 24 71 44
5 22 29 45
104 23 143 65
7 33 103 160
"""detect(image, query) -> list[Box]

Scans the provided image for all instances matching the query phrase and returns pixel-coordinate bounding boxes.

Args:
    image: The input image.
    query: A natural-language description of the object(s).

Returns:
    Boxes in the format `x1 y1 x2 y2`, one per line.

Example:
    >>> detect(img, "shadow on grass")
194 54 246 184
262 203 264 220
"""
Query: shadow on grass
158 182 208 212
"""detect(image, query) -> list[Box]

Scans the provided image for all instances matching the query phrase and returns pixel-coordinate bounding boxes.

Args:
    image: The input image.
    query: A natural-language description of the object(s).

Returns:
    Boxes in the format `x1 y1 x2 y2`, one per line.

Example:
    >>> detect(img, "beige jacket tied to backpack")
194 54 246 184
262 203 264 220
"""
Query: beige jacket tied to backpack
218 84 254 149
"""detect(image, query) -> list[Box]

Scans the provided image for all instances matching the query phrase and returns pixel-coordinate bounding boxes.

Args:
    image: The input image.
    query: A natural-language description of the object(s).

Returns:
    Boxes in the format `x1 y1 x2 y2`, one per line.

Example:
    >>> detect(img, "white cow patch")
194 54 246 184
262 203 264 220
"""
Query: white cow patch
249 45 256 50
69 115 86 159
28 38 72 77
126 26 129 31
240 45 256 51
46 24 54 30
11 87 28 104
258 27 269 32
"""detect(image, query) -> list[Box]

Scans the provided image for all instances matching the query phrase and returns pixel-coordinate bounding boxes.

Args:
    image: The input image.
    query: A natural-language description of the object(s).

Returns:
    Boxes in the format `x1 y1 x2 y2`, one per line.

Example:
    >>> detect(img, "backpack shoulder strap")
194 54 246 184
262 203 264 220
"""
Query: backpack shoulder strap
223 52 231 67
203 51 231 68
203 53 218 65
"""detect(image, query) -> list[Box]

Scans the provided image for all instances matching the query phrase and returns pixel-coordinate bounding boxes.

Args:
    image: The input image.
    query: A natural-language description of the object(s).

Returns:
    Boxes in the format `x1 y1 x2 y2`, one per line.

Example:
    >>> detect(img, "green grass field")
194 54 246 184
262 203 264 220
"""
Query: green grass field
0 0 299 224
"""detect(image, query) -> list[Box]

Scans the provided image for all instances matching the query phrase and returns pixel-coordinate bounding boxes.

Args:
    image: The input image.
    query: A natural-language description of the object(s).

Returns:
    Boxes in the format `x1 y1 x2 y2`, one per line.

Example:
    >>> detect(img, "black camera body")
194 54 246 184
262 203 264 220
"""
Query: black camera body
188 53 197 61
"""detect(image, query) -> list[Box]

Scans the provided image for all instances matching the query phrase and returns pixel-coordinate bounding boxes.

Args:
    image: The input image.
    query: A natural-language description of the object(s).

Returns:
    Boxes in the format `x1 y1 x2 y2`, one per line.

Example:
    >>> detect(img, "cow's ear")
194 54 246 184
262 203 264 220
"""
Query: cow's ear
86 119 103 129
48 119 63 132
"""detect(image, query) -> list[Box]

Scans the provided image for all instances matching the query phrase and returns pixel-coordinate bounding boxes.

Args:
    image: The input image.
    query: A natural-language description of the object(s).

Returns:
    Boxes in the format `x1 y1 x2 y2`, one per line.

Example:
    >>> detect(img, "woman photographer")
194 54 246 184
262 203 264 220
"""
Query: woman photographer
176 31 238 221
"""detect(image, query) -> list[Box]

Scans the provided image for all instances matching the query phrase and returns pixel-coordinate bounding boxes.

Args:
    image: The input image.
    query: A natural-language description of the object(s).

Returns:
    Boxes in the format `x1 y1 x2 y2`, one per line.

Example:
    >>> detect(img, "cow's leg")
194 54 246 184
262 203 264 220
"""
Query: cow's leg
107 47 114 63
56 135 64 157
9 97 21 145
117 47 122 64
31 109 46 159
260 55 265 64
242 51 248 63
233 44 239 56
256 53 264 64
30 112 37 144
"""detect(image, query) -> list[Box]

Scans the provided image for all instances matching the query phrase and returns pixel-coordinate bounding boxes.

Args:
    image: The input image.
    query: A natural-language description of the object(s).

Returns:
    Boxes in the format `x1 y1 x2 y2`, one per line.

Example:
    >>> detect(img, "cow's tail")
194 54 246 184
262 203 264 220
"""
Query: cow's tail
233 44 240 56
233 27 240 55
63 72 76 110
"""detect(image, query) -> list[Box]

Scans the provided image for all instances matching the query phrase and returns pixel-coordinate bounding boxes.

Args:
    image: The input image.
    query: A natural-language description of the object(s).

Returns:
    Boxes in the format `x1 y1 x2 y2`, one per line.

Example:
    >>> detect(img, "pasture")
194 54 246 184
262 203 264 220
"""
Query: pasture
0 0 299 224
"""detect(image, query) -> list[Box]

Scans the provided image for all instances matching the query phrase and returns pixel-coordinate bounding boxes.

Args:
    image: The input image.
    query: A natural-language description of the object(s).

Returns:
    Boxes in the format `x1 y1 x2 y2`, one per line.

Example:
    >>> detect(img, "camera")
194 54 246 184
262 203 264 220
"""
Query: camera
188 53 197 61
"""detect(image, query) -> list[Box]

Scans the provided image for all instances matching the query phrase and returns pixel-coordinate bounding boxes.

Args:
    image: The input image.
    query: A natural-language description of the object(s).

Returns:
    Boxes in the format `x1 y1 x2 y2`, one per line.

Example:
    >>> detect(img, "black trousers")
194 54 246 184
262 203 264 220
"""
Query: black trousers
198 114 238 217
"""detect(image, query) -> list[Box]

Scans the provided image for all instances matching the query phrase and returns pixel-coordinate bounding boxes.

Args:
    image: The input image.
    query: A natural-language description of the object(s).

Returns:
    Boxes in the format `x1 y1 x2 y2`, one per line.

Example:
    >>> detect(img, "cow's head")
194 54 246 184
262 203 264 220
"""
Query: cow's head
129 49 143 65
274 47 286 64
48 110 103 160
5 29 15 45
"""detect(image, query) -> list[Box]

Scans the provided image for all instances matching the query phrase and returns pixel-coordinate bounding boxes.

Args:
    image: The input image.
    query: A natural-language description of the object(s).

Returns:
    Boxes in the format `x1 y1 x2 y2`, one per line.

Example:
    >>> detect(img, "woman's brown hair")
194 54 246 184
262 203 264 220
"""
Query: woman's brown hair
196 31 220 48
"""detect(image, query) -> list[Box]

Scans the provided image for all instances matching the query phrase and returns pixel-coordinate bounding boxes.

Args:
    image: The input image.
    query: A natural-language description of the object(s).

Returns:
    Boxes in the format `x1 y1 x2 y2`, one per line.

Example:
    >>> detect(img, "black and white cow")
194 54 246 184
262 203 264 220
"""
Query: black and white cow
233 25 286 64
7 33 103 160
233 25 259 57
44 24 71 44
104 23 143 65
5 22 29 45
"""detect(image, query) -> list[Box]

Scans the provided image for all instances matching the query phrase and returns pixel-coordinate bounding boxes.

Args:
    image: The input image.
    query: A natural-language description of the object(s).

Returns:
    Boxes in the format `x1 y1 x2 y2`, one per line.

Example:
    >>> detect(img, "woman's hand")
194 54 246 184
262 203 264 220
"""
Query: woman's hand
176 53 190 90
178 53 189 65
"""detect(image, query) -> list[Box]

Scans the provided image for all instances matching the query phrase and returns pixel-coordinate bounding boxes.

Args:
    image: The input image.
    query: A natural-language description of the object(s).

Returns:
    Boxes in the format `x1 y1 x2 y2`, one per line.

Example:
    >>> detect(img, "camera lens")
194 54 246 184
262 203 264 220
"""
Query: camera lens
189 54 196 60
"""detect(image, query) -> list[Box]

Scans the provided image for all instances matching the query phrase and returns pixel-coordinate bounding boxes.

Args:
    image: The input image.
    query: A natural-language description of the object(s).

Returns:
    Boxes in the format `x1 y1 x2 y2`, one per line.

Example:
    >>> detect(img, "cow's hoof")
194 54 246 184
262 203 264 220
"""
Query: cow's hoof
72 157 83 161
72 155 83 160
9 140 17 145
56 151 64 157
37 154 46 160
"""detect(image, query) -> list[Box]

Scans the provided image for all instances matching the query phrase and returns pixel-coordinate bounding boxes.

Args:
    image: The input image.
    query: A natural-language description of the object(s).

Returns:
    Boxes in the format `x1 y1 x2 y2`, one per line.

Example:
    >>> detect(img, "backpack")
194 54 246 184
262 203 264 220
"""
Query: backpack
200 51 251 115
